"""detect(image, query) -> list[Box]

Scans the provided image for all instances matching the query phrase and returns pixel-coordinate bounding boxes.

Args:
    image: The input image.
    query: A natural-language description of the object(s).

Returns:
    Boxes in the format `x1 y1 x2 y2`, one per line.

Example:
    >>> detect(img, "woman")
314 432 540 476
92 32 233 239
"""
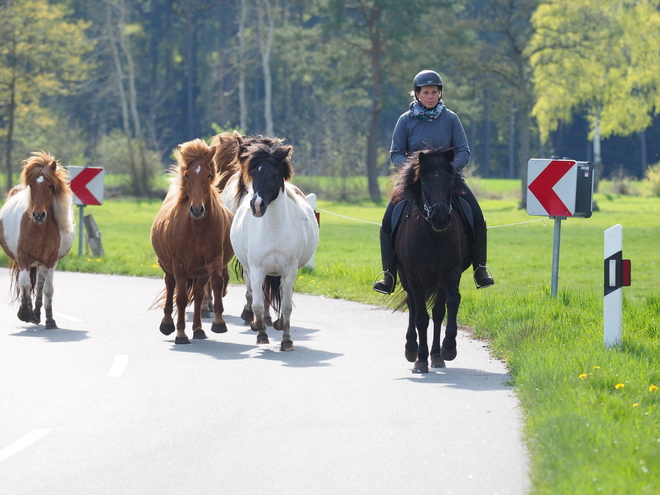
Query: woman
373 69 494 294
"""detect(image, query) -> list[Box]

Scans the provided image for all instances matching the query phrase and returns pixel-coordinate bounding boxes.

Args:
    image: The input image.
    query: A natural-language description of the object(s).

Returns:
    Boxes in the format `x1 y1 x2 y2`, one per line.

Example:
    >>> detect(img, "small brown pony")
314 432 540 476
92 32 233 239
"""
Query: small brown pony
0 151 75 328
150 139 234 344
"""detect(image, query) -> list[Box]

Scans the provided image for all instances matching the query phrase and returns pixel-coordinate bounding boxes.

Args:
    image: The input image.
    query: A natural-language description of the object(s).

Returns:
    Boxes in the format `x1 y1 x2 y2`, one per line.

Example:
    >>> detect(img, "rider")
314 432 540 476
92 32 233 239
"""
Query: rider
372 69 494 294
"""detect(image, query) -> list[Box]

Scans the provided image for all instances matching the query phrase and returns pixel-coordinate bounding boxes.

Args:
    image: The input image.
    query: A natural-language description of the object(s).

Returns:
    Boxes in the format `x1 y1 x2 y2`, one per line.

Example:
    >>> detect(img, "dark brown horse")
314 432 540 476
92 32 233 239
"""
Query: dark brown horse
392 149 471 373
0 151 75 328
150 139 234 344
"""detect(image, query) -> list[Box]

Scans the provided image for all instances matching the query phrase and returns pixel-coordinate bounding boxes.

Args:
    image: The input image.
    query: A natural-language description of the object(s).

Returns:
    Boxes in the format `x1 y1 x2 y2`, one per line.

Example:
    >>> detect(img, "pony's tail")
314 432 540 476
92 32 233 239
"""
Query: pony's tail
262 275 282 314
8 263 36 303
149 276 196 310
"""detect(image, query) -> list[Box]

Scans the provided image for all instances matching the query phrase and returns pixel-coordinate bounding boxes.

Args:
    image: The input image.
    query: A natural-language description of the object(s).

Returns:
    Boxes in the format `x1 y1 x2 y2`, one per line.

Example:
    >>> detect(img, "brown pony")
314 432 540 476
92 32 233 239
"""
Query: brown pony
0 151 75 328
150 139 234 344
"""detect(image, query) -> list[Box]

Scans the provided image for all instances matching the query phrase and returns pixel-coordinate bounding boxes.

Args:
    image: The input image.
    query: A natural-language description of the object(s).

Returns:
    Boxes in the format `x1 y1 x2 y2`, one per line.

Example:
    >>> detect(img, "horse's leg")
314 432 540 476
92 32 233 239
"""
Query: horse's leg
159 273 176 336
412 290 430 374
441 284 461 361
32 267 45 325
174 274 190 344
278 271 296 351
192 277 208 340
240 267 254 324
248 269 268 344
201 282 213 319
16 269 34 324
404 293 418 363
430 290 447 368
210 270 228 334
41 266 58 329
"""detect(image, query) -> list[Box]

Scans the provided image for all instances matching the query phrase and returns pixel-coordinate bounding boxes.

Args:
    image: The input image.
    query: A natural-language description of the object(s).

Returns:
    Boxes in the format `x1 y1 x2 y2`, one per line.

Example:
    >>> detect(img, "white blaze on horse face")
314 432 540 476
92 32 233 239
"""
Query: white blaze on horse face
194 165 201 174
37 175 45 183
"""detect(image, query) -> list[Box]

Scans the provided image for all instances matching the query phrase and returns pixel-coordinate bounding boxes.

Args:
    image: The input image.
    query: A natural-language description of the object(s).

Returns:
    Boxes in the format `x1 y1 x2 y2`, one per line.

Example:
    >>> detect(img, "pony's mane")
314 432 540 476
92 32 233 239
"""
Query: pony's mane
231 136 288 203
210 130 244 189
391 149 455 204
241 141 294 187
21 151 73 233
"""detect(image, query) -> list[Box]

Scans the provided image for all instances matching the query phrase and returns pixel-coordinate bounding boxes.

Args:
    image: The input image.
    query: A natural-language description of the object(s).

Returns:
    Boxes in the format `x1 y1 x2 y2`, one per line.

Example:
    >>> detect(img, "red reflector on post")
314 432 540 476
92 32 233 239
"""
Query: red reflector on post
622 259 631 286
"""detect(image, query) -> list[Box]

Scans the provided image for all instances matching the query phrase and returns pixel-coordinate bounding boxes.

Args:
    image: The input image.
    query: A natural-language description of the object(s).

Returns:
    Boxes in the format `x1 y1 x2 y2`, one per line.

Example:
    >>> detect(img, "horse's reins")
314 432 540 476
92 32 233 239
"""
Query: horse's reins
419 186 452 223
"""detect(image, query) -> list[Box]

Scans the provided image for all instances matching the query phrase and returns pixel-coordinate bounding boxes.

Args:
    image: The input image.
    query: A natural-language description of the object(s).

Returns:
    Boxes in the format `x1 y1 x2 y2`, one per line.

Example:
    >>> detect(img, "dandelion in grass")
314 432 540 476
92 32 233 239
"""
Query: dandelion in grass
615 383 625 390
593 366 600 370
649 385 658 393
579 373 588 380
633 403 639 408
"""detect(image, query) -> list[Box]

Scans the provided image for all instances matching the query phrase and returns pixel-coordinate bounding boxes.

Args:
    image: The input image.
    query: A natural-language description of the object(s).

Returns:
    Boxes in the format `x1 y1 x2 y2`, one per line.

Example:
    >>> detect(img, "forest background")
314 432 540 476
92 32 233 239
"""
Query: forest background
2 0 660 202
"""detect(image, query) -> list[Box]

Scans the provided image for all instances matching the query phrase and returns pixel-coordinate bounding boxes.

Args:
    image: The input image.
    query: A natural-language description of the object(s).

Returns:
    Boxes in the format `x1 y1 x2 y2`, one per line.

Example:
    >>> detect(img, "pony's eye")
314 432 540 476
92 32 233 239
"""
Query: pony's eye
184 173 189 179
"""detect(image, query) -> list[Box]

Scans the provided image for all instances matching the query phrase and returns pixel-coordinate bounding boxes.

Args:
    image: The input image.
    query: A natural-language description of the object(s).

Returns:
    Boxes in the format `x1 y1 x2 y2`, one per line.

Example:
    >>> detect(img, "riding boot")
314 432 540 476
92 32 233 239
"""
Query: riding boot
373 228 397 294
472 221 494 289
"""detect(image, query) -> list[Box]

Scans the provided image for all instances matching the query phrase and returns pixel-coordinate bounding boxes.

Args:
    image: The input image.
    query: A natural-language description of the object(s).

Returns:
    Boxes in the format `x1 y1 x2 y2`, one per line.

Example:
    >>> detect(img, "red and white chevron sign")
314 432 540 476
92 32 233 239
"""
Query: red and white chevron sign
526 159 577 217
68 166 105 206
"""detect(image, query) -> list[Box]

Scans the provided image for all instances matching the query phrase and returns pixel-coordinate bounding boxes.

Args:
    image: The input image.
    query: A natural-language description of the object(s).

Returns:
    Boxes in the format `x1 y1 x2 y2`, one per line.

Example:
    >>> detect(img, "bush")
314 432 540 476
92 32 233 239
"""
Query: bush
644 162 660 196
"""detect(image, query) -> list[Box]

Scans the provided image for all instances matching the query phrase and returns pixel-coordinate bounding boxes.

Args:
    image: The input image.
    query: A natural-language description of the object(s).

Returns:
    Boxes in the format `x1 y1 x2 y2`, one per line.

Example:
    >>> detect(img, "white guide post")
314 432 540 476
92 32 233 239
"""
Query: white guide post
604 225 623 348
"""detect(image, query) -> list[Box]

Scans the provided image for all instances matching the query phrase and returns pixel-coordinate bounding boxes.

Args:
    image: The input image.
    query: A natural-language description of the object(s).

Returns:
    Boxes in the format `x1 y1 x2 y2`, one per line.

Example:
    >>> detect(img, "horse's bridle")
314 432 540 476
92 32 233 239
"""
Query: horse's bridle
419 185 452 223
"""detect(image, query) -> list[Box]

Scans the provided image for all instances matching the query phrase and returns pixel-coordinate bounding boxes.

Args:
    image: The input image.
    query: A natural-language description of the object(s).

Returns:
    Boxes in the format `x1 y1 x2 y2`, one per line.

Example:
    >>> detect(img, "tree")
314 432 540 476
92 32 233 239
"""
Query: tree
0 0 93 190
529 0 660 189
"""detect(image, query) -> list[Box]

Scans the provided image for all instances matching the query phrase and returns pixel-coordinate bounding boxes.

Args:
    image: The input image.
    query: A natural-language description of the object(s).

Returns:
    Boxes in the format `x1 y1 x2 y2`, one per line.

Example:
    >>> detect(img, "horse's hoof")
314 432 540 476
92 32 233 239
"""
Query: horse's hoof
256 333 269 344
44 320 58 330
441 346 457 361
193 330 207 340
240 308 253 324
273 319 284 331
280 340 293 351
17 308 32 323
431 355 446 368
211 322 228 334
412 362 429 374
405 348 417 363
175 336 190 344
160 322 176 336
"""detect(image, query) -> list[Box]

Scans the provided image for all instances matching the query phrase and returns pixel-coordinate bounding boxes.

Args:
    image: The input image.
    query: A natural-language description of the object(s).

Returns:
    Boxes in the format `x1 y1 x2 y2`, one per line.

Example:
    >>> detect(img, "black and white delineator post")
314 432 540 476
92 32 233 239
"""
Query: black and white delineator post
604 224 632 348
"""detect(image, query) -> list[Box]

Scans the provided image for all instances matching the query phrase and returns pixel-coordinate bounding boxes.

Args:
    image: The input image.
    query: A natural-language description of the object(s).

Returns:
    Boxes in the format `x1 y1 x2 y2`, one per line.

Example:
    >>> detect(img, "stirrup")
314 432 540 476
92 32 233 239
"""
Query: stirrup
473 265 494 289
373 271 396 294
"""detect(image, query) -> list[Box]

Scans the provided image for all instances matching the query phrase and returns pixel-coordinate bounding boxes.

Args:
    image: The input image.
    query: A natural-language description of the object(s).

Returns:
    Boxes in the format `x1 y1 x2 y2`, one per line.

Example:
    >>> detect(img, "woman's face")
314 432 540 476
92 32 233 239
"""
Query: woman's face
416 85 441 109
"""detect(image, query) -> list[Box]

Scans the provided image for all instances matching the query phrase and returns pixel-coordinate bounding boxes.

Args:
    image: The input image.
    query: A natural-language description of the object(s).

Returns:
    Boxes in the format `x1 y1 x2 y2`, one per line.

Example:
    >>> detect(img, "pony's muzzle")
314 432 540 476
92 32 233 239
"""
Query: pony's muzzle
31 210 47 224
250 195 266 217
189 204 205 218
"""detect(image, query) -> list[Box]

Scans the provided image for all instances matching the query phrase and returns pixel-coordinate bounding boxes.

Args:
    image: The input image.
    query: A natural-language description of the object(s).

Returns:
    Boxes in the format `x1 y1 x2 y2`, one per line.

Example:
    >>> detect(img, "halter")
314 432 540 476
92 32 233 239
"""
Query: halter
419 185 452 223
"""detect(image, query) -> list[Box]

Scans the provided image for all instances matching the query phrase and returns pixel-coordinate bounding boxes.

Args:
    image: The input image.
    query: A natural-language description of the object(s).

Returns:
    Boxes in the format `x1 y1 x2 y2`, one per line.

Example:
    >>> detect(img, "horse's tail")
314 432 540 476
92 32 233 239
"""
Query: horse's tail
8 263 36 303
149 276 196 310
262 275 282 314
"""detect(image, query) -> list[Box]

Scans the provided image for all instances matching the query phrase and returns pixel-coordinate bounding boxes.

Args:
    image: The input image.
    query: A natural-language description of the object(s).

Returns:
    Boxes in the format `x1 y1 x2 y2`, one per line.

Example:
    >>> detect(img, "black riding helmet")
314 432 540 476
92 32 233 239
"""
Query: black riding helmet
413 70 443 92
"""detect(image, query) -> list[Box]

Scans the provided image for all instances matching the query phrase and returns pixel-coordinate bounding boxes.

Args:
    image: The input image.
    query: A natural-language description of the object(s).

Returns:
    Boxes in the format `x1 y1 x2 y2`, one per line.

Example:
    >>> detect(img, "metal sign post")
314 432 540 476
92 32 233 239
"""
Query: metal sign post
67 166 105 256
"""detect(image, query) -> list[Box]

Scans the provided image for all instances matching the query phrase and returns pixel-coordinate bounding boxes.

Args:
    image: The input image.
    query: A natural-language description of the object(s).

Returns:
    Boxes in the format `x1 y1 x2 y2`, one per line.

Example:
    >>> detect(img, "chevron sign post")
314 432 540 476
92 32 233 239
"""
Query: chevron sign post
67 166 105 255
526 158 594 296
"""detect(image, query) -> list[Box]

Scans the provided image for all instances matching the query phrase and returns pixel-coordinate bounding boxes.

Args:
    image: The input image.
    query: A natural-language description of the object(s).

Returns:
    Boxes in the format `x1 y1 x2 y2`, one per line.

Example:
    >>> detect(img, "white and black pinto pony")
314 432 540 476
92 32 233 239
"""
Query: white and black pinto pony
0 151 75 328
229 140 319 351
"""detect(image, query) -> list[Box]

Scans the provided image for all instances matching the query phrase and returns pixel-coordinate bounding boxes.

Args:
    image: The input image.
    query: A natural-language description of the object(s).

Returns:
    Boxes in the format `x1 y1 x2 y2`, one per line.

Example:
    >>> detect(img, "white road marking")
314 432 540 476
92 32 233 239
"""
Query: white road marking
106 355 129 377
52 311 83 322
0 429 52 463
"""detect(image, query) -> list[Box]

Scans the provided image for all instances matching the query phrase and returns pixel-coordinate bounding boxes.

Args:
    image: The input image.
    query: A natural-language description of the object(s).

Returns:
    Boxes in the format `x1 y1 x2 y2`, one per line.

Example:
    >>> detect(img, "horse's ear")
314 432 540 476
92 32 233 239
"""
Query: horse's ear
205 146 217 162
50 160 58 171
444 148 455 163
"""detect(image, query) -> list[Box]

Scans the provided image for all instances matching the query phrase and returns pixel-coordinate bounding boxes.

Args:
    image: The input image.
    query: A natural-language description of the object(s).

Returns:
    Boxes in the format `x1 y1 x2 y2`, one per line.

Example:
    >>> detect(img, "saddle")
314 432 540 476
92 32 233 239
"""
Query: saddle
390 195 474 241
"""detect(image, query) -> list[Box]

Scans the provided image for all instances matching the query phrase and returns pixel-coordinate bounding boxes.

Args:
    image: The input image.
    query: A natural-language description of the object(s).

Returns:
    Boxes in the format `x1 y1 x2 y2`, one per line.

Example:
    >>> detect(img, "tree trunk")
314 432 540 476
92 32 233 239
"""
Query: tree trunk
639 129 647 178
4 66 17 192
508 102 516 179
238 0 248 131
185 14 196 139
592 108 602 192
257 0 275 137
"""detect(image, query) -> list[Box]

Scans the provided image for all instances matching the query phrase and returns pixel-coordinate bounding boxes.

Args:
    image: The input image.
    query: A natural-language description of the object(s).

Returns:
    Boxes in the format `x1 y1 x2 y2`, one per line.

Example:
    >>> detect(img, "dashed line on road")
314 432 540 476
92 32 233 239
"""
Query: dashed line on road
0 429 52 463
106 355 129 377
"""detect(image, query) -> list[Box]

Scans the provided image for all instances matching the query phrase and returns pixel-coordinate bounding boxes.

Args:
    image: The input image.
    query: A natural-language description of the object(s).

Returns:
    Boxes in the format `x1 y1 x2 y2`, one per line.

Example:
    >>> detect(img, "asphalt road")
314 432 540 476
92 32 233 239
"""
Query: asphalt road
0 268 528 494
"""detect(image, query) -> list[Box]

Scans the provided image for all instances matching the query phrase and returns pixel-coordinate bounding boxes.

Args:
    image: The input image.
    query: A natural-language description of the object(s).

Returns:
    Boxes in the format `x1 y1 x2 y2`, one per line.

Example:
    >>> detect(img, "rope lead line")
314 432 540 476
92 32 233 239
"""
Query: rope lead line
315 207 547 229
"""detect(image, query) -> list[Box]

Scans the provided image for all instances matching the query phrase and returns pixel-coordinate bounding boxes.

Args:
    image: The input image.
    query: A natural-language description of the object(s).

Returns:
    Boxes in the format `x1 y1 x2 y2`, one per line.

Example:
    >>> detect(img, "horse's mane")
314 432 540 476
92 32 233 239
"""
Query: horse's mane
391 148 455 204
166 139 221 207
210 130 244 190
21 151 74 233
231 136 289 203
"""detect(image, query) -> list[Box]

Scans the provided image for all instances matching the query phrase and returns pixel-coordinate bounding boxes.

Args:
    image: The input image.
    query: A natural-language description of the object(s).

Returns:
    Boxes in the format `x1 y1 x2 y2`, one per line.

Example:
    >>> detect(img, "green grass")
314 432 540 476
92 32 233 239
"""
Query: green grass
1 177 659 494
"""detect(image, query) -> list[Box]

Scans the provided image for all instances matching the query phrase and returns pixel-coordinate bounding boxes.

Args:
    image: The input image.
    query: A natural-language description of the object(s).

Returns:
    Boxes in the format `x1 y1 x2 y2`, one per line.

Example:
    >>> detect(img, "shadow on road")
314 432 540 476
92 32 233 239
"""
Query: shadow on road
396 367 512 391
10 326 89 342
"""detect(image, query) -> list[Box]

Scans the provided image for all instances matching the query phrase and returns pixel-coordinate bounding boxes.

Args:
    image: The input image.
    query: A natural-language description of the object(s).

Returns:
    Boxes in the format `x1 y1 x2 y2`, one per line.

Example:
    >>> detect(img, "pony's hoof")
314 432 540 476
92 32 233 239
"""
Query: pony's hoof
240 308 253 325
280 340 293 351
412 362 429 374
175 336 190 344
441 346 457 361
193 330 207 340
44 320 58 330
431 355 446 368
273 319 284 331
211 322 228 334
160 322 175 335
256 333 269 344
405 348 417 363
17 308 32 323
